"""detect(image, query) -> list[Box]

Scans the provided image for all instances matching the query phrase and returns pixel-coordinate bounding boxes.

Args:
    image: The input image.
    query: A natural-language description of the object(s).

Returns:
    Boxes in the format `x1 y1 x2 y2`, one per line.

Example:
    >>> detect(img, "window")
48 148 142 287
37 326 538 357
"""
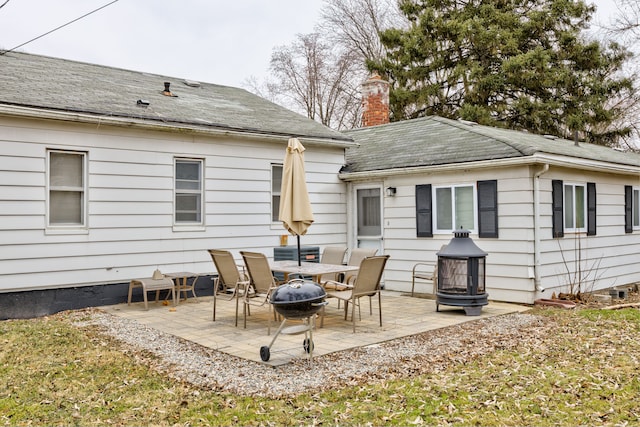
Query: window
48 150 86 227
625 185 640 233
564 183 586 231
175 159 203 224
272 164 283 222
435 184 475 232
416 180 497 237
552 180 596 237
632 188 640 228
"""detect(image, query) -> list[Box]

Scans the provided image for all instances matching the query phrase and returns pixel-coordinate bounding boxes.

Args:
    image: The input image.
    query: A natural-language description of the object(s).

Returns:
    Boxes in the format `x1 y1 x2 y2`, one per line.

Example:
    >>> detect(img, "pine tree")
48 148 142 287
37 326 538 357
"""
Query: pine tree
370 0 634 145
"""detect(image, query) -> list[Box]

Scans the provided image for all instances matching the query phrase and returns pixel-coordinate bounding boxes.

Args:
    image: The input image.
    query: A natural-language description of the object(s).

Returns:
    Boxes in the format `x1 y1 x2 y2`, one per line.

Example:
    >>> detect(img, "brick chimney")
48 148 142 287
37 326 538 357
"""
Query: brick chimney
361 74 390 127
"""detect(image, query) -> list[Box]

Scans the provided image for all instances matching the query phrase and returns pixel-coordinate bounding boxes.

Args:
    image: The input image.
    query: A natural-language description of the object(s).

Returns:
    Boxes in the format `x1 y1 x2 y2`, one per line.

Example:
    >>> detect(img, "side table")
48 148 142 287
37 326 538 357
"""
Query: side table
164 272 200 302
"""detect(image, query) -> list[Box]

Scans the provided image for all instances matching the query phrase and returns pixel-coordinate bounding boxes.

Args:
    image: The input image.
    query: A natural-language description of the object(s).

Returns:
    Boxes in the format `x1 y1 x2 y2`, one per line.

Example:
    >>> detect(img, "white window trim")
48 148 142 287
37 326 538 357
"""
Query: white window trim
352 183 384 255
356 186 383 239
45 149 88 234
271 163 283 226
633 186 640 230
563 182 587 233
433 183 477 234
173 157 204 227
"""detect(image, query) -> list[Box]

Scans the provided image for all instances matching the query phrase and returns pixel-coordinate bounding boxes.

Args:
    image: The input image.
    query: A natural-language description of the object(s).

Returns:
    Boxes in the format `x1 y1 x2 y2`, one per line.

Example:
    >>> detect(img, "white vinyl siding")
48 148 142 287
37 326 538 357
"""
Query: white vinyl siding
175 158 203 224
47 150 86 227
386 169 532 301
379 166 640 304
0 120 349 293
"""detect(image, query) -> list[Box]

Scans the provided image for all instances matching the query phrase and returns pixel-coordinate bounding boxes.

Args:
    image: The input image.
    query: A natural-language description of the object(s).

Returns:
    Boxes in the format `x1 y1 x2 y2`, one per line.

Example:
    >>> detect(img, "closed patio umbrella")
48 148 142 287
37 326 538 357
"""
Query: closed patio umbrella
279 137 314 265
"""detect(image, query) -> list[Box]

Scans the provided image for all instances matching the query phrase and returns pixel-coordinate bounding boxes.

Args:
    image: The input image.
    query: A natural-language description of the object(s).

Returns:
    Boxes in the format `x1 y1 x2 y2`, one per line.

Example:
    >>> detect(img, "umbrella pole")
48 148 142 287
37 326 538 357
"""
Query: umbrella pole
297 235 301 266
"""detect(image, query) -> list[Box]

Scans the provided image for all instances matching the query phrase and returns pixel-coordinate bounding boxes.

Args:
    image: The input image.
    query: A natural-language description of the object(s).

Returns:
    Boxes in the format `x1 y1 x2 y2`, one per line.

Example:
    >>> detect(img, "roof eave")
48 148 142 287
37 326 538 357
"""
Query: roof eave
0 104 358 148
339 153 640 181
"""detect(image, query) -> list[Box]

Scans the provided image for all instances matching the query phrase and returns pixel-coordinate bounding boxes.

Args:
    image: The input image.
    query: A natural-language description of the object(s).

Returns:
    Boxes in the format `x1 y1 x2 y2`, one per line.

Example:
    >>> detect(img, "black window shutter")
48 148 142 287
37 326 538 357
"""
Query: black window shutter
552 180 564 238
416 184 432 237
625 185 633 234
477 180 498 238
587 182 596 236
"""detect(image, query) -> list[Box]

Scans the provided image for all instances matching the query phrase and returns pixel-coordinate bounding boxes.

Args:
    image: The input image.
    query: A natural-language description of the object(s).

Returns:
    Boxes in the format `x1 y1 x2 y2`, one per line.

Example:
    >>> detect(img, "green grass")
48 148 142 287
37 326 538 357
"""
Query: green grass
578 305 640 324
2 307 640 426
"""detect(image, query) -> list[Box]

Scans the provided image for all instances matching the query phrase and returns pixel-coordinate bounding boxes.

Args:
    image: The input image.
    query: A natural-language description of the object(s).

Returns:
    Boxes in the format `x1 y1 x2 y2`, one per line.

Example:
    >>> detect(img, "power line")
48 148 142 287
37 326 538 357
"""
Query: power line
1 0 120 55
0 1 11 11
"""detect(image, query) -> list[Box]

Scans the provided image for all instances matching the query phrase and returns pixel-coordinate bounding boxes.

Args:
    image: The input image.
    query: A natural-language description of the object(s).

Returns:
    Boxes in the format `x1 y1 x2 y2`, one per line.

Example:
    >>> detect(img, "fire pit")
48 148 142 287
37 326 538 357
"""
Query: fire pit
260 279 327 362
436 229 488 316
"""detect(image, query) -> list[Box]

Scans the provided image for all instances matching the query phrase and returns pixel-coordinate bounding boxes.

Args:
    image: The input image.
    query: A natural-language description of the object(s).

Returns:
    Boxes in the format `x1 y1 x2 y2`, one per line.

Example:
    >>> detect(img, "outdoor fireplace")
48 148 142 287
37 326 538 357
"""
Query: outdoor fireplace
436 229 488 316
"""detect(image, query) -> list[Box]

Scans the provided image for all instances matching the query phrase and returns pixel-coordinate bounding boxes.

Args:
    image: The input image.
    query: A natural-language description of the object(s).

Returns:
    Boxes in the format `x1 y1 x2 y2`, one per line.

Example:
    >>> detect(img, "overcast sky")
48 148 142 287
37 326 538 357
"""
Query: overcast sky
0 0 619 89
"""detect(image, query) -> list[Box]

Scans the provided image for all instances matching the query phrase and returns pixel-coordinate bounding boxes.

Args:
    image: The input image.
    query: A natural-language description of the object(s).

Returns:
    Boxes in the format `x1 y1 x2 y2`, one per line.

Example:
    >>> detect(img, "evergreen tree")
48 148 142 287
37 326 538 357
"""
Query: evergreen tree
370 0 634 145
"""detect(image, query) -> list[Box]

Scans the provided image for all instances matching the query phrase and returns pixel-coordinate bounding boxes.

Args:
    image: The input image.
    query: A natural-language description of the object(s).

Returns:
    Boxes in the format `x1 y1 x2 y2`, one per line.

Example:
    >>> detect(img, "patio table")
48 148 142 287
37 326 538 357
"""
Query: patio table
270 260 359 284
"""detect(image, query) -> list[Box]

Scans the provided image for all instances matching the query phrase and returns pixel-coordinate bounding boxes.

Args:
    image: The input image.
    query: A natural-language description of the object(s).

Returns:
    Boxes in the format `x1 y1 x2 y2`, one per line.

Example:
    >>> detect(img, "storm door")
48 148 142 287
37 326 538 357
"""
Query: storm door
356 187 383 254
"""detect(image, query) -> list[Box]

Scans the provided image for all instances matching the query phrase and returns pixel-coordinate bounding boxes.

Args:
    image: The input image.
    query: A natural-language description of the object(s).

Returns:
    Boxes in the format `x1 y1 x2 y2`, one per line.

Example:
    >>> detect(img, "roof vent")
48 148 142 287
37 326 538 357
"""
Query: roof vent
162 82 178 97
136 99 150 107
184 79 201 88
543 134 557 140
458 119 477 126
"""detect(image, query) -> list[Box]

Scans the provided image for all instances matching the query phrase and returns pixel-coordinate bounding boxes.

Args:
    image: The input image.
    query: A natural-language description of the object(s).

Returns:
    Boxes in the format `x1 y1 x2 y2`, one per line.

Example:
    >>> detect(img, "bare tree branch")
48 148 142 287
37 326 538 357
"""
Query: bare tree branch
266 33 364 130
607 0 640 42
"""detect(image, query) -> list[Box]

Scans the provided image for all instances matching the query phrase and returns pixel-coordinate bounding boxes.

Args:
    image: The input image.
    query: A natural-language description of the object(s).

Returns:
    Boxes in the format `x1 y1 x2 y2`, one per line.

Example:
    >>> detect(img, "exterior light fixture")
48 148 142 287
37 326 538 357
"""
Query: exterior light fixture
385 187 397 197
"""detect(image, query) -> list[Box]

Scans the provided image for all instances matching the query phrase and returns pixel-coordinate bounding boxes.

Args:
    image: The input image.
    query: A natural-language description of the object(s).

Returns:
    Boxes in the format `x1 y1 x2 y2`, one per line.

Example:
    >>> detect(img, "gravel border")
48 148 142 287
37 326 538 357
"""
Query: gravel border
71 308 547 398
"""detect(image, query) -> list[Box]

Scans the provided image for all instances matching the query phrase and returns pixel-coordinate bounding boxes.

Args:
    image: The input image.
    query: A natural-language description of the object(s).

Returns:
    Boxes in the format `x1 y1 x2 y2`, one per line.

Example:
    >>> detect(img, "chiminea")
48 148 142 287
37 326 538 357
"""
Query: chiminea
436 229 488 316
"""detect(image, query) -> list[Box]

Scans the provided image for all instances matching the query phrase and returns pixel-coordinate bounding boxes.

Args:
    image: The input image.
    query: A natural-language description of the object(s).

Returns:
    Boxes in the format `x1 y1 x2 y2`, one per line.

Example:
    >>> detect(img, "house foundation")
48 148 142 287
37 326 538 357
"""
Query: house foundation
0 276 214 320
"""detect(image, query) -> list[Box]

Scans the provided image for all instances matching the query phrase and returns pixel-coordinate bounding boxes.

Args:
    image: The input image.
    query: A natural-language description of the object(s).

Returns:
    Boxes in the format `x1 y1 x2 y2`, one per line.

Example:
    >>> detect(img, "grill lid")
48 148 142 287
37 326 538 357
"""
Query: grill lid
271 279 326 305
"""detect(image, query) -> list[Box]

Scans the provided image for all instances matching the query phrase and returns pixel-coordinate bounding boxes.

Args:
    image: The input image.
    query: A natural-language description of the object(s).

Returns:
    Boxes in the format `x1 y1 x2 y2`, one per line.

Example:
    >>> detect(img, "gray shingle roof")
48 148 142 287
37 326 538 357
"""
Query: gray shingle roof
342 116 640 173
0 52 352 143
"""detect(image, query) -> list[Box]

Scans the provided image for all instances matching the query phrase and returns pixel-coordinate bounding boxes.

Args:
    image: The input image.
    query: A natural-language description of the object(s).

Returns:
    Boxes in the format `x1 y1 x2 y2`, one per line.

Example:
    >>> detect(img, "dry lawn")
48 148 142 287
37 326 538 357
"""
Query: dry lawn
1 301 640 426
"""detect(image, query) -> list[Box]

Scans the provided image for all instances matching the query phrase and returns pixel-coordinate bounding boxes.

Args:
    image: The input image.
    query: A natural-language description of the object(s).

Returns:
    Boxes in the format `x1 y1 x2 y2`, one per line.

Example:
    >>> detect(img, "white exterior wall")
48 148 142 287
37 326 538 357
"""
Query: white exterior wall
538 168 640 297
0 117 348 292
355 164 640 305
379 165 536 304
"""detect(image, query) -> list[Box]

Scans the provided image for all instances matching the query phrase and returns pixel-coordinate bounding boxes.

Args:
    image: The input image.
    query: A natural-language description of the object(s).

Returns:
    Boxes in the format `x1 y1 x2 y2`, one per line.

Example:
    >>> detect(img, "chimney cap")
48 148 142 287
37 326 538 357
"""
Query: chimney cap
365 73 386 82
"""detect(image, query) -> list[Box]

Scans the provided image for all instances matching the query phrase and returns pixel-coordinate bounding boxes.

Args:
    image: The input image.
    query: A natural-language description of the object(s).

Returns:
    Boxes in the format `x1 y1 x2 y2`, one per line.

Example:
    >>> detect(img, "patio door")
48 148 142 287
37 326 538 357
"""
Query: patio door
356 187 383 255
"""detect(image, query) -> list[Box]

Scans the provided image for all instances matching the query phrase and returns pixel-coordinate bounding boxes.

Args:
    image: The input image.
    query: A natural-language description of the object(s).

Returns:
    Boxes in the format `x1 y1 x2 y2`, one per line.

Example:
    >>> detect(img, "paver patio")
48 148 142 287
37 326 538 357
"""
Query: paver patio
101 290 530 366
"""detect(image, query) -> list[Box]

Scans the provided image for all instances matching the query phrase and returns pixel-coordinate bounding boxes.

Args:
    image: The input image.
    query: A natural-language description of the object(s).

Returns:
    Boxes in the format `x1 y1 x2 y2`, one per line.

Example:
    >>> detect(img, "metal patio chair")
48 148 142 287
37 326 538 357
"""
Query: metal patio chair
342 247 378 285
323 255 390 332
240 251 281 335
208 249 250 323
318 246 347 284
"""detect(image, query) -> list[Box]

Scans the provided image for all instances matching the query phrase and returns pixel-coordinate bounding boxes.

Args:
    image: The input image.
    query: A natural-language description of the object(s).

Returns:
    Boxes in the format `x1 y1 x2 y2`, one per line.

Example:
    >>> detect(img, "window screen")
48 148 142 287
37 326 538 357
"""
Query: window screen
48 151 85 226
175 159 202 223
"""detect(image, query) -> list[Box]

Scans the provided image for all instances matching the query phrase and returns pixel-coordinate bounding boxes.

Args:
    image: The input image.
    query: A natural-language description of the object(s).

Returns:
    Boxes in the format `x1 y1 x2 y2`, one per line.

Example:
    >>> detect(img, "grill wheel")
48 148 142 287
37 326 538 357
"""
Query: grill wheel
260 345 270 361
303 338 313 353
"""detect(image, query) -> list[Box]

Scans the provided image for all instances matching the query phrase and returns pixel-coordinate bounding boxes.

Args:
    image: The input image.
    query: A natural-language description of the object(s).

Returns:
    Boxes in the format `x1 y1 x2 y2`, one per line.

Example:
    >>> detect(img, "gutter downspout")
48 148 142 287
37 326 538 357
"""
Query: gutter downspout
533 163 549 293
